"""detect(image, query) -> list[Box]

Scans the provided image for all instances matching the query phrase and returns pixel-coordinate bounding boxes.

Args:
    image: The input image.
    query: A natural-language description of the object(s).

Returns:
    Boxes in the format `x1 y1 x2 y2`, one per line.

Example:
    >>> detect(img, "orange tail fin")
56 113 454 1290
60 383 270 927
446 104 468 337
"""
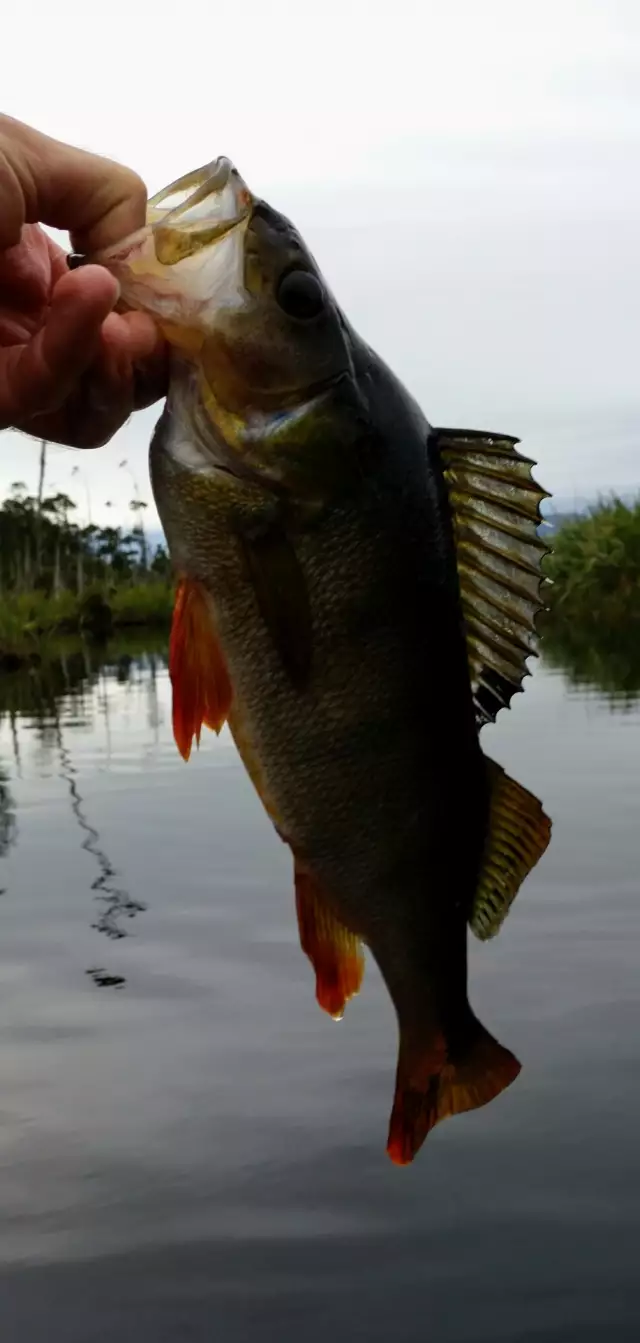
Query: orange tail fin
386 1019 520 1166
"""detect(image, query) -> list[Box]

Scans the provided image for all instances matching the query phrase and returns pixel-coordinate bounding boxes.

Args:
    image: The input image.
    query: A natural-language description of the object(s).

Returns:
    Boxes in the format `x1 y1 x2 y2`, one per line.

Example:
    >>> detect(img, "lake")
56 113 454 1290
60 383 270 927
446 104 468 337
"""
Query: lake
0 641 638 1342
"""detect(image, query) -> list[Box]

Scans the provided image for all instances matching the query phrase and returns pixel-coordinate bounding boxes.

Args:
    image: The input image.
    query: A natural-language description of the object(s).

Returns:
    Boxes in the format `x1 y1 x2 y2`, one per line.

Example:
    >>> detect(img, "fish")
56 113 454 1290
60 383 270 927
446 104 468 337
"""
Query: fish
92 157 552 1164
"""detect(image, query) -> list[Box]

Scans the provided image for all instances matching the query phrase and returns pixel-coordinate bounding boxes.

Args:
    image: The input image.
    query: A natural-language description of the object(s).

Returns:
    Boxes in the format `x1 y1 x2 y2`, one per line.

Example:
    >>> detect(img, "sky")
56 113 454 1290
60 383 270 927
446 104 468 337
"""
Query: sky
2 0 640 529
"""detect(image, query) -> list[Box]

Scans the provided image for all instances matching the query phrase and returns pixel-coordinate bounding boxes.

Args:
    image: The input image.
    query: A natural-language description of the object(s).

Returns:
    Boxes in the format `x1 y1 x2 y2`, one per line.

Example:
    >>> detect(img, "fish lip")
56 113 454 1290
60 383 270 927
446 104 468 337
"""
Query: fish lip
147 156 251 221
91 157 253 268
147 157 235 217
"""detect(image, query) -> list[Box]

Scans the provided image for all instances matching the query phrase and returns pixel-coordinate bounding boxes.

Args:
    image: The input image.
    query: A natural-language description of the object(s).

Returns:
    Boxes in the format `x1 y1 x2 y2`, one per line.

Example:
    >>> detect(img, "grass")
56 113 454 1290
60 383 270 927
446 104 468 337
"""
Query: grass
0 581 173 668
541 494 640 700
107 581 174 627
3 493 639 696
544 495 640 631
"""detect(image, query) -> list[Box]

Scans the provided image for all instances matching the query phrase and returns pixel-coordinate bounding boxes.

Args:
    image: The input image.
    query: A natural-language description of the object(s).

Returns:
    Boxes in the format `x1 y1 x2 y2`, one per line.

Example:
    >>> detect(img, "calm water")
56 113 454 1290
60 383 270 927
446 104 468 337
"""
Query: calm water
0 643 638 1341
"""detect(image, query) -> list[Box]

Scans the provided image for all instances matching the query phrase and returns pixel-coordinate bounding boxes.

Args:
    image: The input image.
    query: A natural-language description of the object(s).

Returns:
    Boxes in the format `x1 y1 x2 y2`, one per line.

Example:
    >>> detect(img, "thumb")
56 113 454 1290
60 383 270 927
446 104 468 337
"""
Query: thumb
0 114 148 253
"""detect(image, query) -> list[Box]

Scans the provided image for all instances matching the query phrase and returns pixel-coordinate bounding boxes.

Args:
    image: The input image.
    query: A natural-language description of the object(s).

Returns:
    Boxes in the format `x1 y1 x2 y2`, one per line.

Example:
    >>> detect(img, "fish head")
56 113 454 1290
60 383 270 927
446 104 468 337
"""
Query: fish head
94 158 358 497
210 193 353 411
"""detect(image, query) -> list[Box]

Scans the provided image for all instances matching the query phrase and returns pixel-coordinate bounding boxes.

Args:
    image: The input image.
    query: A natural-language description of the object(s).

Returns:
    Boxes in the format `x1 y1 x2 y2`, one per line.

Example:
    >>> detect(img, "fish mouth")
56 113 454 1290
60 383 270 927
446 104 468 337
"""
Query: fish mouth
91 156 253 270
146 157 253 265
84 157 255 337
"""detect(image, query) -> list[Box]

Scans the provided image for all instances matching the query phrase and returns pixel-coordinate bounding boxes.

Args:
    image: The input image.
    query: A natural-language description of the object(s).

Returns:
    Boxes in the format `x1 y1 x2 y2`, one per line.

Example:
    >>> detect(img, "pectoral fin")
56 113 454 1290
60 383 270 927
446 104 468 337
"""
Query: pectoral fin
294 861 365 1020
469 758 552 941
169 577 232 760
236 523 313 690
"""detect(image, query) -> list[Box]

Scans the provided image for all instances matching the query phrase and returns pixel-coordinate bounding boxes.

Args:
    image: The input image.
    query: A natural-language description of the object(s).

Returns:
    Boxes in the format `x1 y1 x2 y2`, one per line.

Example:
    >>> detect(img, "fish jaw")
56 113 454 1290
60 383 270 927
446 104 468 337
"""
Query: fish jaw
90 156 253 339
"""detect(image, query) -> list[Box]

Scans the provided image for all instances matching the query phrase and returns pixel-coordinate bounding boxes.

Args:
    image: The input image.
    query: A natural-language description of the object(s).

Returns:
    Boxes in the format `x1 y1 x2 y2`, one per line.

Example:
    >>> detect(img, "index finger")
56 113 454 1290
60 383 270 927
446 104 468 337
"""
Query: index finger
0 114 147 254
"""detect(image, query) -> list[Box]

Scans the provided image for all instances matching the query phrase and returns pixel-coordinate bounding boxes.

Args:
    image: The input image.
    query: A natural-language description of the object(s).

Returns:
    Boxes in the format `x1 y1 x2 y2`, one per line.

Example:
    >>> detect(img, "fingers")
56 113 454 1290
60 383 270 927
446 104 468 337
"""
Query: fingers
100 308 164 370
60 311 168 447
0 114 148 254
0 264 119 427
100 309 168 409
0 137 25 250
6 298 168 448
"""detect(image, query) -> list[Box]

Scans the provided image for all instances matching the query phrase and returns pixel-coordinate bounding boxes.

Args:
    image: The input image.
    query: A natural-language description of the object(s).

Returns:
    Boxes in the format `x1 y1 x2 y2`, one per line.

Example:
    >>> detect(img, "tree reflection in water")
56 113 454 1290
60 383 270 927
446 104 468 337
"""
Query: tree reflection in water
542 616 640 707
0 637 168 983
0 761 17 895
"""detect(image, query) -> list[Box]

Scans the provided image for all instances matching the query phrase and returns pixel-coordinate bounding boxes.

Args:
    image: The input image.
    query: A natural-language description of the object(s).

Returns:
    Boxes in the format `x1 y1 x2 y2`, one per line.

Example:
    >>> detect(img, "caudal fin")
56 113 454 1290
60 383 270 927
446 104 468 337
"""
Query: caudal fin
386 1019 520 1166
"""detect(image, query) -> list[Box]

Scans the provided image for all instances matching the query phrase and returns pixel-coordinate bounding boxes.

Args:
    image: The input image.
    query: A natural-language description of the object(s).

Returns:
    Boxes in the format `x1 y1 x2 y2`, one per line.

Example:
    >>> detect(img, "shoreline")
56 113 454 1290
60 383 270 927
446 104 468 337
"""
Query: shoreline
0 583 173 671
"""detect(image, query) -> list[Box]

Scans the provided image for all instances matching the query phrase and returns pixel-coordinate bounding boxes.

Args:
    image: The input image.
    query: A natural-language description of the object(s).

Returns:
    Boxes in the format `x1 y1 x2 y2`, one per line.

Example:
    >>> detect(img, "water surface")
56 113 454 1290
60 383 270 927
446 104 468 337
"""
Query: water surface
0 643 638 1341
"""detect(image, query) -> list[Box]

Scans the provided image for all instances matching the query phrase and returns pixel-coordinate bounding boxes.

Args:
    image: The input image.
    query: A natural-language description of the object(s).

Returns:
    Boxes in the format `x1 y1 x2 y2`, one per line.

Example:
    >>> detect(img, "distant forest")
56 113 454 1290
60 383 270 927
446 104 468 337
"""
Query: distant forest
0 478 170 596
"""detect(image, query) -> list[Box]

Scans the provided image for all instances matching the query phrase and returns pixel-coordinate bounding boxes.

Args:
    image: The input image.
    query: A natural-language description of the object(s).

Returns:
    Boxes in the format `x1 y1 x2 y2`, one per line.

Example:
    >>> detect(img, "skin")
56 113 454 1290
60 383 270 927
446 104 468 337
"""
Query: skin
0 114 167 447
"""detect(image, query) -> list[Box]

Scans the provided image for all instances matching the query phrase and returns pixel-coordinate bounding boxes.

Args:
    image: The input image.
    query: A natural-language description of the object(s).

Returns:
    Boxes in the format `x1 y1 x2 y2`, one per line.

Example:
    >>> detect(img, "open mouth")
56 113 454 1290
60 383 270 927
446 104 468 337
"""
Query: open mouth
78 157 255 332
91 157 253 270
146 157 253 265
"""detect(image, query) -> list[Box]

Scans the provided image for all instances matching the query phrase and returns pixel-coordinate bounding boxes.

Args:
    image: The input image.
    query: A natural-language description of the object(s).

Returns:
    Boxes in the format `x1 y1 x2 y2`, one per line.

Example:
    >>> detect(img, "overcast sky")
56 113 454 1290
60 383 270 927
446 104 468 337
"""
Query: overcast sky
2 0 639 529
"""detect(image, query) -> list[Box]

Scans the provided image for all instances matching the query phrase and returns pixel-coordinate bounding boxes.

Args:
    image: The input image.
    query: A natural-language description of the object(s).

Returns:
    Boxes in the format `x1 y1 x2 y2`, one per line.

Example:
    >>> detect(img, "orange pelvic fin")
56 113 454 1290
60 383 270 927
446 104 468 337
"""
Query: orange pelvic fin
169 577 232 761
294 862 365 1020
386 1018 521 1166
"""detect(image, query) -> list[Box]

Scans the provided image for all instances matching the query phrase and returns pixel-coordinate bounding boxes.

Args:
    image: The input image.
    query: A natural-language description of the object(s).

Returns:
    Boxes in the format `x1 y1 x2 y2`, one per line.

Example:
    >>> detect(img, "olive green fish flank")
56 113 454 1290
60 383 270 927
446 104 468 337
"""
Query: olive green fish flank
234 519 314 690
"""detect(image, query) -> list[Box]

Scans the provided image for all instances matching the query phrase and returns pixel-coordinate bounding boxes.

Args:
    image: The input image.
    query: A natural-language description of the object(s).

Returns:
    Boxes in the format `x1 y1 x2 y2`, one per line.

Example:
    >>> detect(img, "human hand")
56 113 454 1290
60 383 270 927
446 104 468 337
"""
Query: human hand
0 114 167 448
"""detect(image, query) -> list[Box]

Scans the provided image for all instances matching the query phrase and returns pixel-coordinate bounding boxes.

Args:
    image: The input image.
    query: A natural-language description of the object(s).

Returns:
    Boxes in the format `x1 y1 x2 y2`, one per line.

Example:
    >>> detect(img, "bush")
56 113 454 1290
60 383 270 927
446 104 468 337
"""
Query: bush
544 495 640 631
0 581 173 665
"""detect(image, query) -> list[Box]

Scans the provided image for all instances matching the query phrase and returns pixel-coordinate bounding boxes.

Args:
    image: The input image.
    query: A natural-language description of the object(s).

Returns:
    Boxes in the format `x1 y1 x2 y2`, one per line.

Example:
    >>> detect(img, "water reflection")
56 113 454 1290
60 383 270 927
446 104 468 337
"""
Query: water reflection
0 761 17 893
0 636 168 981
0 638 638 1341
0 635 167 722
54 713 147 942
542 618 640 705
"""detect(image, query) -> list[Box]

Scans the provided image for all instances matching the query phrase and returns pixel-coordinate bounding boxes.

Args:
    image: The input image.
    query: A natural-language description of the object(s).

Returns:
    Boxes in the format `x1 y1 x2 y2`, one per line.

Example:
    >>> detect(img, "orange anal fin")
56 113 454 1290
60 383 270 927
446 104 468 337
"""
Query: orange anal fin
169 577 232 761
386 1020 521 1166
294 863 365 1020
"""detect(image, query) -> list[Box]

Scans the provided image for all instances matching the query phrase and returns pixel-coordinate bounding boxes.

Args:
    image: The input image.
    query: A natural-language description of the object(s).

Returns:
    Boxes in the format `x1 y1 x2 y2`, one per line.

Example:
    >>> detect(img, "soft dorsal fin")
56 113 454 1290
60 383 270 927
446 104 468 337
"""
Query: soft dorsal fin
434 428 550 728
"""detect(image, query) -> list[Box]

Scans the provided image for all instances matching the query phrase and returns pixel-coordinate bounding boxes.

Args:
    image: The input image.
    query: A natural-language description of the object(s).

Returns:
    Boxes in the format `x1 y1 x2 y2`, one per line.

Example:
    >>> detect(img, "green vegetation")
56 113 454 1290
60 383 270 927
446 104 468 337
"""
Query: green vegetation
3 472 640 704
542 495 640 701
0 478 173 668
544 495 640 629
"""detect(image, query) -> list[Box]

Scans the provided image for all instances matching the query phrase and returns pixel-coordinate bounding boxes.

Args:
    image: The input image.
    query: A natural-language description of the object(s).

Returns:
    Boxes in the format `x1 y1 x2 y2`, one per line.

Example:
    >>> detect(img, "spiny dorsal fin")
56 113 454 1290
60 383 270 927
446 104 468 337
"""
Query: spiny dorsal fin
434 428 550 728
470 757 551 941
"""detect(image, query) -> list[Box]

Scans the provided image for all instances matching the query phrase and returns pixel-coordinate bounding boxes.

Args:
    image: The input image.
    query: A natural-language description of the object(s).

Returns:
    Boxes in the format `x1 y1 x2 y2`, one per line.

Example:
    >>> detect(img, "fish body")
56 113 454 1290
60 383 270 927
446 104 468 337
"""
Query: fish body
95 160 551 1163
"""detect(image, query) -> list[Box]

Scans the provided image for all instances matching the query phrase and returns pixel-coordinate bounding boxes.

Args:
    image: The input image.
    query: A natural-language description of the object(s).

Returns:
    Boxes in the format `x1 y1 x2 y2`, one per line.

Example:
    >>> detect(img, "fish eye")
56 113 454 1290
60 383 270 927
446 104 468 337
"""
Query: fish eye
276 268 325 321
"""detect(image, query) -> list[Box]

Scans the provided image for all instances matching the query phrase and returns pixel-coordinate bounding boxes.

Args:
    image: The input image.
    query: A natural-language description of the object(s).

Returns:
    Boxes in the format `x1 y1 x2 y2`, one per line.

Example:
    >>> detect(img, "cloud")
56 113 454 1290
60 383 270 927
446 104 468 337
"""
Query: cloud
2 0 639 520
